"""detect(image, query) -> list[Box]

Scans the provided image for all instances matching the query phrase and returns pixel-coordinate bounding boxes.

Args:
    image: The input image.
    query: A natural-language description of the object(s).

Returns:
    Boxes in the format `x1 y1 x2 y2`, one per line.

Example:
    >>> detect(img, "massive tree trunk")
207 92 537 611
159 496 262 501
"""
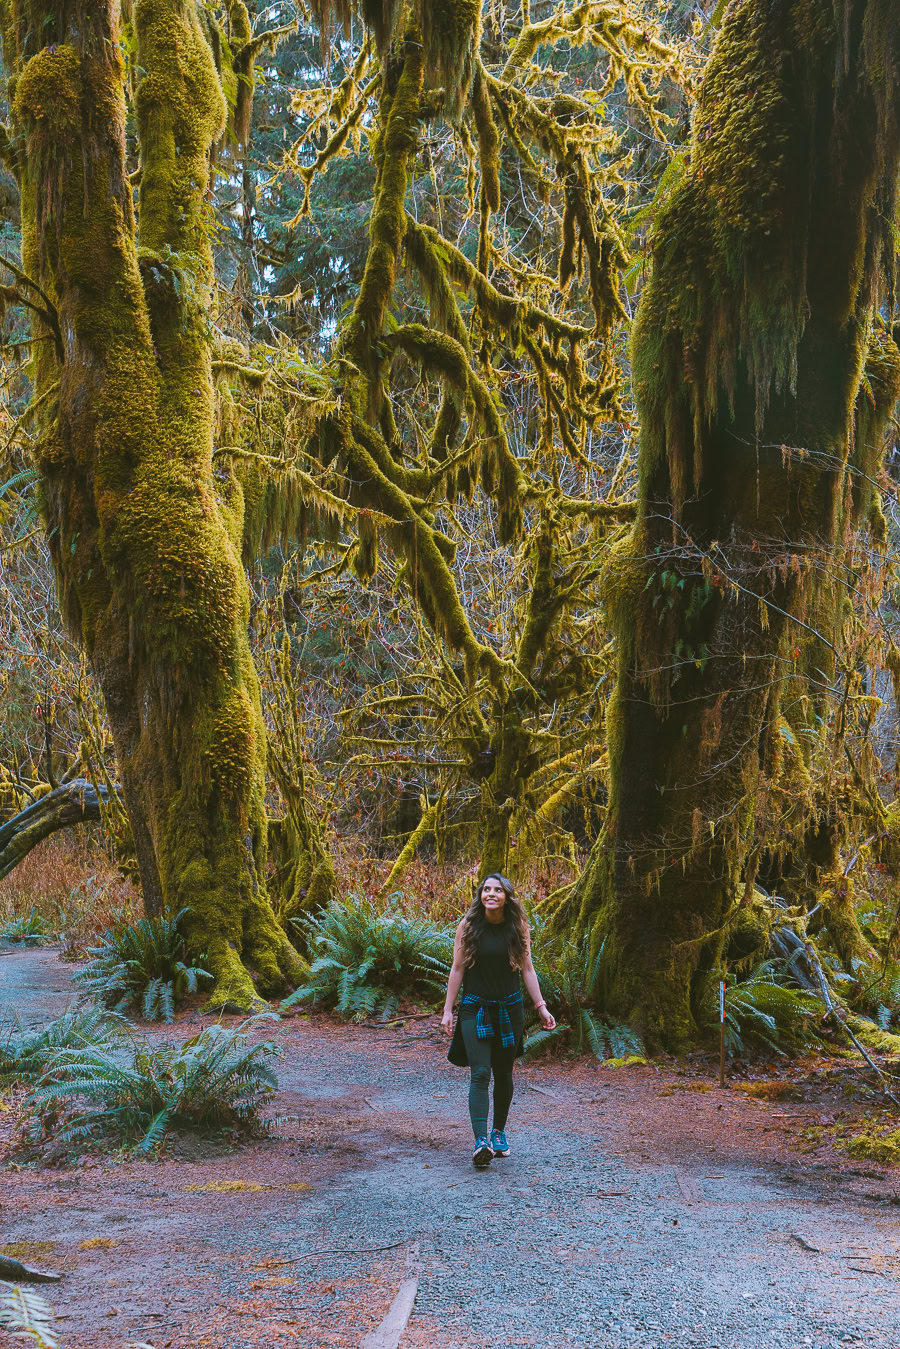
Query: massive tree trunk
561 0 900 1045
0 0 302 1007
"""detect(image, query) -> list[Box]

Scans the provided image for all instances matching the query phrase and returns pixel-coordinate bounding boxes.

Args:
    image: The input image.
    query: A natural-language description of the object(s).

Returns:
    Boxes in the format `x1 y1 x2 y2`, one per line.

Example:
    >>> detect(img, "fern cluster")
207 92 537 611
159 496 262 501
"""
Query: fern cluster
26 1014 280 1154
0 909 55 946
719 961 824 1057
0 1283 58 1348
281 894 453 1020
0 1007 121 1086
74 910 211 1022
524 907 645 1062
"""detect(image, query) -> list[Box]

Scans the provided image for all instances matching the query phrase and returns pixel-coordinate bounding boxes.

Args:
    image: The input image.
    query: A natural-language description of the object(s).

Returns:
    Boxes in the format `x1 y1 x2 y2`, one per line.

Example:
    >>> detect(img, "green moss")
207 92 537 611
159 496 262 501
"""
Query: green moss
134 0 226 263
841 1125 900 1166
844 1015 900 1056
471 65 499 213
564 0 900 1048
13 43 80 130
344 29 423 370
1 0 305 1012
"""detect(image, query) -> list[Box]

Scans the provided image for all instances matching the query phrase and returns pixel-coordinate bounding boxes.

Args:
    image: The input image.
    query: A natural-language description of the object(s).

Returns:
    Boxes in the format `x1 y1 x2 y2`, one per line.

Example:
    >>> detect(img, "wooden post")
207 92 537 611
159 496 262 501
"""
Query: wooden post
719 978 726 1088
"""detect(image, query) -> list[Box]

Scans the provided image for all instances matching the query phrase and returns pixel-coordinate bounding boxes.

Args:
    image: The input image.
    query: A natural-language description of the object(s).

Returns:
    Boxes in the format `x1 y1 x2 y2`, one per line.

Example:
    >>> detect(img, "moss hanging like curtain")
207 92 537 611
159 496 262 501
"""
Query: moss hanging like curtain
555 0 900 1047
0 0 303 1009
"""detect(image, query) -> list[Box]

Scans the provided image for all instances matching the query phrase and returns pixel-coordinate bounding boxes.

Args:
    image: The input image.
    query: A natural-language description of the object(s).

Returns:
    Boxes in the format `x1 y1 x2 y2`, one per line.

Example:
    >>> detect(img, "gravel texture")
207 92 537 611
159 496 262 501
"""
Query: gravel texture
2 948 900 1348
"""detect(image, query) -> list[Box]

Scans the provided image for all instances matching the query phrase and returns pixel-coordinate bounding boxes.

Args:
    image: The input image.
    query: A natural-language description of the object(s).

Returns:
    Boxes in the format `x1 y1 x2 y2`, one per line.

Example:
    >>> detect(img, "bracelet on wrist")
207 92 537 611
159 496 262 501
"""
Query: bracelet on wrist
535 1000 547 1010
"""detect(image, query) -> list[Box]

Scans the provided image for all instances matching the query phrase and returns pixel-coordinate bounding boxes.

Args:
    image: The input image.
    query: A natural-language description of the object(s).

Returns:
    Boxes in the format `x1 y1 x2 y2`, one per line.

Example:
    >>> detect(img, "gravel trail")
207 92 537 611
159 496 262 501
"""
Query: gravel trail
2 949 899 1349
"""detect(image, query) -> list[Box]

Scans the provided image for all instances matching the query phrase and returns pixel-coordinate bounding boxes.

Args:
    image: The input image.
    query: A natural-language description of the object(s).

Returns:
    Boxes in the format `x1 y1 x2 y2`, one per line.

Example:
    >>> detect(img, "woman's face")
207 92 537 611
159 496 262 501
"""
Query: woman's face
480 877 507 919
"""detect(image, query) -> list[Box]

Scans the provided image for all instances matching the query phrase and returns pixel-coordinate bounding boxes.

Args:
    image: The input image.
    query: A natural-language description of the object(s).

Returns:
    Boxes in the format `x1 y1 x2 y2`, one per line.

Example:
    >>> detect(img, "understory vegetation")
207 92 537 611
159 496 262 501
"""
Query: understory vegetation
19 1016 280 1158
281 893 453 1020
0 1283 58 1349
73 910 212 1023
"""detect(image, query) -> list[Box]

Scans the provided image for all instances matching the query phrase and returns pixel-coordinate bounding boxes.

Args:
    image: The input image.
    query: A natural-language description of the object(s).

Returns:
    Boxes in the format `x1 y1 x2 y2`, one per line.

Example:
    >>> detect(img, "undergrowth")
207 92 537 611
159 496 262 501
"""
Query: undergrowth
281 893 453 1020
74 909 211 1022
0 838 139 958
23 1014 280 1157
524 909 645 1062
719 960 824 1057
840 1120 900 1165
0 1007 121 1085
0 909 54 945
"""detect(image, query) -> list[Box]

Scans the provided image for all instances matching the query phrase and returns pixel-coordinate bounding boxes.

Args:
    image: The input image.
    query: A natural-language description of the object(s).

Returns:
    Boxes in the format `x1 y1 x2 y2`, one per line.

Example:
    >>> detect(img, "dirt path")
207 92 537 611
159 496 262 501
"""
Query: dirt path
2 949 900 1349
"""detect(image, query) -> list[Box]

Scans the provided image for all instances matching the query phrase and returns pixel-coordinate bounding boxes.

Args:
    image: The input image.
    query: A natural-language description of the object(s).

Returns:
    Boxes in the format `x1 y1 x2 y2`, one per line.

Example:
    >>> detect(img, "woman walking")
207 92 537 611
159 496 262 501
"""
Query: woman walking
442 873 555 1167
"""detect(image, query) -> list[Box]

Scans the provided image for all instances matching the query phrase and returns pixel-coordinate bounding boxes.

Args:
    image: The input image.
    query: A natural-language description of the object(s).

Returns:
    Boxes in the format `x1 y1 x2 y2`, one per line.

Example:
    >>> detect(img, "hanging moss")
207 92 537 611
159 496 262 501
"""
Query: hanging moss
555 0 900 1047
312 0 478 113
343 27 424 373
2 0 306 1011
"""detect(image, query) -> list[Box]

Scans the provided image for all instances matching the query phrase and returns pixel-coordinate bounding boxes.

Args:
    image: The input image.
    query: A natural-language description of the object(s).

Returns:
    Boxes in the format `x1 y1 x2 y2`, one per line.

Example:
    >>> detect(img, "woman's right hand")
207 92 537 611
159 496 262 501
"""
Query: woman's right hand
441 1008 454 1036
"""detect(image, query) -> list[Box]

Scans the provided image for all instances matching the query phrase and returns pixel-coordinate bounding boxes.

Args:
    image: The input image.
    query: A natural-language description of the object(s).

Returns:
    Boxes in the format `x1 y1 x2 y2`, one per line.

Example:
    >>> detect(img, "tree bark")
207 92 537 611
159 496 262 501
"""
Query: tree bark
560 0 900 1046
0 0 302 1007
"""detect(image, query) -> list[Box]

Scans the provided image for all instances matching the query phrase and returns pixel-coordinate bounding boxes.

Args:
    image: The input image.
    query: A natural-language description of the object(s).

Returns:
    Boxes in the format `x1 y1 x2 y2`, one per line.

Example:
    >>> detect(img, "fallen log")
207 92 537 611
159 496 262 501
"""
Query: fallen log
0 1256 62 1284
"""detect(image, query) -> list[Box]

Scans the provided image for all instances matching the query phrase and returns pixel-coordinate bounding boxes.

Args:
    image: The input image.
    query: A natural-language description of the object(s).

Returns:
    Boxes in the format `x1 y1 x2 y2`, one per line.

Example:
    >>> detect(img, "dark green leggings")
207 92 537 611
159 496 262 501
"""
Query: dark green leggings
460 1013 521 1140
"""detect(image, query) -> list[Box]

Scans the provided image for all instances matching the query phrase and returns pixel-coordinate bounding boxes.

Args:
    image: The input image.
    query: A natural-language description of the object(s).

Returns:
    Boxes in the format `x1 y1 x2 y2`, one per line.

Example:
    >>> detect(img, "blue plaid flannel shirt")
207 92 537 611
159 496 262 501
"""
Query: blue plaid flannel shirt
461 989 523 1047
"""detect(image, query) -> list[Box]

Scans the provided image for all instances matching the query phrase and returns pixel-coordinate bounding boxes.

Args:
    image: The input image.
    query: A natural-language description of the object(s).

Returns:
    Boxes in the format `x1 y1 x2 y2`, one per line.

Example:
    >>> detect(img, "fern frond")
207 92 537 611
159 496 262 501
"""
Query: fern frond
523 1024 570 1058
0 1281 59 1348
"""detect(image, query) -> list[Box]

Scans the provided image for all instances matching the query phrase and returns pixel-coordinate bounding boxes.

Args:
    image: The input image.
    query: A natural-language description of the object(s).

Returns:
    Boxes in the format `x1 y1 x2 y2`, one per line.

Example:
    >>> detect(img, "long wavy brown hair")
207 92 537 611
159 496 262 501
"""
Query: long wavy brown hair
459 873 529 970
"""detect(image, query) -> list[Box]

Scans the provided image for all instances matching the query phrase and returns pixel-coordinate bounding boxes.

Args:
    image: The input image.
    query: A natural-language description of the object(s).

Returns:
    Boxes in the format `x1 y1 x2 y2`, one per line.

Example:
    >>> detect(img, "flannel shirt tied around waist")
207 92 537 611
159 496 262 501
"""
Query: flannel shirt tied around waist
461 989 523 1048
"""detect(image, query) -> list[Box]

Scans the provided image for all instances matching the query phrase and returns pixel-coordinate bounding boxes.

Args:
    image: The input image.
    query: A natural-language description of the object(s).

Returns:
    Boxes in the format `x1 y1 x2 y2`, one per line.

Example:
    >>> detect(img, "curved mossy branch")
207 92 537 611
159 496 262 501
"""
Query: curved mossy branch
382 322 527 540
332 407 505 687
0 779 111 882
501 0 681 118
342 28 424 378
405 219 594 349
377 796 438 900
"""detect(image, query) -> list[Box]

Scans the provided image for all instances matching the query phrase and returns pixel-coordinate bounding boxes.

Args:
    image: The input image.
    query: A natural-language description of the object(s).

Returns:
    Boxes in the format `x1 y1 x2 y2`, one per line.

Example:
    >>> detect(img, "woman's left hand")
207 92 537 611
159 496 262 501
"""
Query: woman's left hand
538 1006 556 1030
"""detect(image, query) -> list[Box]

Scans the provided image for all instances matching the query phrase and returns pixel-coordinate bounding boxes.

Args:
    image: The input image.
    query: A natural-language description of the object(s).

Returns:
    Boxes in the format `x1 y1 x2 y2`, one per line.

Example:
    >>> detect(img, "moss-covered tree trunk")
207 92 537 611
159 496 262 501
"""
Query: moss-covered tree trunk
562 0 900 1046
0 0 302 1008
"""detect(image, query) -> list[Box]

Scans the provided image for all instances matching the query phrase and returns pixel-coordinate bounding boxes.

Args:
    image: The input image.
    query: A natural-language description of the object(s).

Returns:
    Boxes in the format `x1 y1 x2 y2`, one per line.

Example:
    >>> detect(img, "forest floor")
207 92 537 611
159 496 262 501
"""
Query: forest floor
2 947 900 1349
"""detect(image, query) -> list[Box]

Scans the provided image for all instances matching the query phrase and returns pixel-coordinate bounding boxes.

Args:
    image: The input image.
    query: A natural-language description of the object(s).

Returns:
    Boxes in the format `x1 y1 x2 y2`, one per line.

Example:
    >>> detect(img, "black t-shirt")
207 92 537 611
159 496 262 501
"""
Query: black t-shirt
461 920 520 1001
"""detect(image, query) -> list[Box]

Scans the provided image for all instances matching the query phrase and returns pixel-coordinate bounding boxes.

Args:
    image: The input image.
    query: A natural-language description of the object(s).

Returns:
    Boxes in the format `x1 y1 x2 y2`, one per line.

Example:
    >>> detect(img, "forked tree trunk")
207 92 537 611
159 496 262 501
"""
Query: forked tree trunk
560 0 900 1045
0 0 302 1007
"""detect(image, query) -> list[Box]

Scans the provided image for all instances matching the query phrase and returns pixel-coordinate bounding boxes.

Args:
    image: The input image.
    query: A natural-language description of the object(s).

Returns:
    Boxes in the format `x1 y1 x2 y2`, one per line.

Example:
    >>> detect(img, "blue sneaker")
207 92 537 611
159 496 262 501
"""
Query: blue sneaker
490 1128 510 1157
472 1136 493 1168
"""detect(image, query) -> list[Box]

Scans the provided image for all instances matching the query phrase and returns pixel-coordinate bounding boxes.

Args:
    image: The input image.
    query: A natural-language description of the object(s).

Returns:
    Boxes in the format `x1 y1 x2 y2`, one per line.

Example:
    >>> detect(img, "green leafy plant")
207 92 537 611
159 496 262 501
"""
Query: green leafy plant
524 907 645 1061
0 1007 122 1086
1 909 55 946
73 910 211 1022
26 1015 280 1155
281 894 453 1021
0 1282 58 1348
719 961 824 1057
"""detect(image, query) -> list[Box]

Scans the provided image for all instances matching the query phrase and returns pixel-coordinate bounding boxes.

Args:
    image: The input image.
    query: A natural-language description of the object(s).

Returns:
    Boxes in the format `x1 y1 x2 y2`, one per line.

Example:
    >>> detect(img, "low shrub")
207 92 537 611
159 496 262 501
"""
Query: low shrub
524 910 645 1061
0 840 139 959
0 909 55 946
281 893 453 1020
0 1007 121 1085
720 961 824 1057
841 1123 900 1166
74 909 211 1022
25 1015 280 1155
